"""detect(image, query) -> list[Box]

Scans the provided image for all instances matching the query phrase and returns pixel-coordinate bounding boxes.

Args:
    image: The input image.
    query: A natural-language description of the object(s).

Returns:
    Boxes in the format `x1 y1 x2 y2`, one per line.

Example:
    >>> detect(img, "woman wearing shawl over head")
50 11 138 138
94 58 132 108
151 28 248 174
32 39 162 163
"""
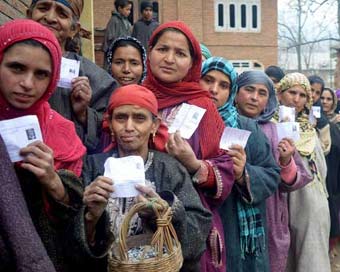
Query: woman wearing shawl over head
142 21 235 272
106 36 147 86
320 88 340 260
0 19 87 272
78 84 212 271
98 36 148 152
200 58 281 272
27 0 118 153
234 70 312 272
276 73 331 272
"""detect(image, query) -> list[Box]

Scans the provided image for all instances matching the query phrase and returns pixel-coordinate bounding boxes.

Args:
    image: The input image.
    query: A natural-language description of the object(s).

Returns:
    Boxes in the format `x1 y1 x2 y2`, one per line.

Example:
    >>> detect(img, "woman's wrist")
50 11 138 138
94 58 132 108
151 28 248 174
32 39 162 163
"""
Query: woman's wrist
45 173 69 204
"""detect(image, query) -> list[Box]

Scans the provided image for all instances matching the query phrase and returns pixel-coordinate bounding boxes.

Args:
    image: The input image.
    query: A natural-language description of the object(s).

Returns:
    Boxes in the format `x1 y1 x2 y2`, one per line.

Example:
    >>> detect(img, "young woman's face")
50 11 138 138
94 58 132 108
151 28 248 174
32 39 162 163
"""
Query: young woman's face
311 82 323 103
28 0 77 50
199 70 231 108
118 4 132 18
111 45 143 86
149 30 193 84
110 105 158 158
321 90 334 113
278 85 308 113
0 44 52 109
235 83 269 118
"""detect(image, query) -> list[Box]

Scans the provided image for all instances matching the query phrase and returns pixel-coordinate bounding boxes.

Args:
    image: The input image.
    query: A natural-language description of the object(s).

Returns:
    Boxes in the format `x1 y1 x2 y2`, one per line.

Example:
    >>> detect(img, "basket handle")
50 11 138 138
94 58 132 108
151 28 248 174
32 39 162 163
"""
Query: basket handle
118 197 180 261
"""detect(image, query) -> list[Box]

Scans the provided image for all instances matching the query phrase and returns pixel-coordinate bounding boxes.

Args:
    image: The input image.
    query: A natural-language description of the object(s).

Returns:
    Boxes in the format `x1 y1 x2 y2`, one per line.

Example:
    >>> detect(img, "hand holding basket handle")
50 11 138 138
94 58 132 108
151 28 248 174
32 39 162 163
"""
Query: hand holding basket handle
109 197 183 272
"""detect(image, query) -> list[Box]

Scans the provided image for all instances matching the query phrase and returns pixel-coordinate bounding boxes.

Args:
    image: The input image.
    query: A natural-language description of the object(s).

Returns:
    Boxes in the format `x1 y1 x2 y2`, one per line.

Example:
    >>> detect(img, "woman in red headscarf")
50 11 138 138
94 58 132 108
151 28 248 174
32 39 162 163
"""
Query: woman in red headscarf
143 21 234 271
80 84 211 271
0 19 87 271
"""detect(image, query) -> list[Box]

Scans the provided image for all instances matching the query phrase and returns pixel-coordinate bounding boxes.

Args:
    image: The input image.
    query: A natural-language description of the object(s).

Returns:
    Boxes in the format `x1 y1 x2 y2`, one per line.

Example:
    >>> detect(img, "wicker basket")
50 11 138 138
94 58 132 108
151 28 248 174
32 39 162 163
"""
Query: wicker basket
108 198 183 271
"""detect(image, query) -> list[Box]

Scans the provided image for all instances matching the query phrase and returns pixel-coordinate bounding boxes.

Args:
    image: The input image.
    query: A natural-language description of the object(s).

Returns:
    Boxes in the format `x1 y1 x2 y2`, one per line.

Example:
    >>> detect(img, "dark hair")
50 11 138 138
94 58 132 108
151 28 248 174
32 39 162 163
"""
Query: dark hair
65 34 82 55
265 65 285 83
308 75 325 91
149 28 194 59
4 39 50 56
321 87 336 104
140 1 153 12
114 0 131 10
111 39 142 59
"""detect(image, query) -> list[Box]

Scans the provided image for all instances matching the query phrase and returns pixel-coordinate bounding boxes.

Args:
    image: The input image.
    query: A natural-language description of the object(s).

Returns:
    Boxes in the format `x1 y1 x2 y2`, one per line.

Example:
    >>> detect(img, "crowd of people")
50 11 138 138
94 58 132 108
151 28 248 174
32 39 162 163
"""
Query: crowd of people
1 0 340 272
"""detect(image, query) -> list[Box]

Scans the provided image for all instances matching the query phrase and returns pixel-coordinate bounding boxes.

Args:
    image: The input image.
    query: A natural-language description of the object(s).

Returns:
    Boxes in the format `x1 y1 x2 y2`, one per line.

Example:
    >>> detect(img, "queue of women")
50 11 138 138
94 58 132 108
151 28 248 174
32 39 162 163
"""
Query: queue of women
1 1 340 272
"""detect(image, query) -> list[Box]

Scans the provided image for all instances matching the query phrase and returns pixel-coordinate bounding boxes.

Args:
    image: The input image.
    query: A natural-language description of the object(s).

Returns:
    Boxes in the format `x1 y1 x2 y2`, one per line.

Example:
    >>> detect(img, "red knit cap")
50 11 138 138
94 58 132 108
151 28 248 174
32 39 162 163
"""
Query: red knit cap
0 19 62 118
107 84 158 116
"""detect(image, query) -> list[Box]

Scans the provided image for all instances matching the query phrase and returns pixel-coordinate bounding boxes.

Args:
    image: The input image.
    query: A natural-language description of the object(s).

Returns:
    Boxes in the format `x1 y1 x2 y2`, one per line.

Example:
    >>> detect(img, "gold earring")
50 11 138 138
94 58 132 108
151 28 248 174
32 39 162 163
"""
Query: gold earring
152 132 156 143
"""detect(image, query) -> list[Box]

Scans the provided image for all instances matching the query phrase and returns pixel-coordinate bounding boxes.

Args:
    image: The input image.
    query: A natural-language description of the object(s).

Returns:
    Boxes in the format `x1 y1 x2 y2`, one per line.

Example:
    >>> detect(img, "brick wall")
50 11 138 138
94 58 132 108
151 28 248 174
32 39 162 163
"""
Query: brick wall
93 0 115 29
154 0 277 67
0 0 29 25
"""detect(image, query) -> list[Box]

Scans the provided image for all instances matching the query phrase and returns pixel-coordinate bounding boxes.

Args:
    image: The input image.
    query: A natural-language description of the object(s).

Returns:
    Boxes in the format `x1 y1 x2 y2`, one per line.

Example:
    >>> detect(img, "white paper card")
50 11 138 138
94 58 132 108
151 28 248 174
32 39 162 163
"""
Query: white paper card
279 105 295 122
308 110 317 125
276 122 300 142
104 156 145 198
0 115 43 162
168 103 206 139
57 57 80 88
219 127 251 150
311 106 321 118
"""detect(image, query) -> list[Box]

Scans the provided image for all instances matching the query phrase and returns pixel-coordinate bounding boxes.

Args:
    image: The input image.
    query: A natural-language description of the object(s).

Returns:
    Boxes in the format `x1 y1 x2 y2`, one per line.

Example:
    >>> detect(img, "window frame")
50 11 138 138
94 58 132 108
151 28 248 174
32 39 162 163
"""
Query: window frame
214 0 261 33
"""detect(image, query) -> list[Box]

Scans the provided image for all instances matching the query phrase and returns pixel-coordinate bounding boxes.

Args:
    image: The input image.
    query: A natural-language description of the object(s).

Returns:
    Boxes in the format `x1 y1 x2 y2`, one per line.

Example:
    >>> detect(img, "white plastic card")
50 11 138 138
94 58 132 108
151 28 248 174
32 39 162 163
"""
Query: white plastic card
104 156 145 198
276 122 300 142
0 115 43 162
279 105 295 122
168 103 206 139
311 106 321 118
219 127 251 150
57 57 80 89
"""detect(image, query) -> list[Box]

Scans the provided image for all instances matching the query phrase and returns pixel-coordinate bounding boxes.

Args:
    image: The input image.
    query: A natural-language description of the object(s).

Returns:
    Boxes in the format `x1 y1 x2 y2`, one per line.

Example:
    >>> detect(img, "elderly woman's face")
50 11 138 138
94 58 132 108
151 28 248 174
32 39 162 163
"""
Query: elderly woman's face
29 0 77 49
321 90 334 113
110 105 158 158
149 30 193 84
279 85 308 113
235 83 269 118
0 43 52 109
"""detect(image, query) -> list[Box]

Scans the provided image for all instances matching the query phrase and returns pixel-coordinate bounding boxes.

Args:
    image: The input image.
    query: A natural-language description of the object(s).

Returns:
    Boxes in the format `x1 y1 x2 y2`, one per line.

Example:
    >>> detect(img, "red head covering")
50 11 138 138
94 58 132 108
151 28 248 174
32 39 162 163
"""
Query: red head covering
143 21 225 158
0 19 61 118
103 84 168 152
0 19 85 176
107 84 158 116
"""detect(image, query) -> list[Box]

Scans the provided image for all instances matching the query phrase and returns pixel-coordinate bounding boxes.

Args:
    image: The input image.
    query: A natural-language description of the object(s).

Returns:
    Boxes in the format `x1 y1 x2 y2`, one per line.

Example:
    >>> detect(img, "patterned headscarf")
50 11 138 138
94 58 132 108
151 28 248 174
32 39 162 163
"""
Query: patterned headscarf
277 72 313 110
31 0 83 19
200 43 212 60
236 71 277 123
201 57 239 128
106 36 147 84
276 73 315 156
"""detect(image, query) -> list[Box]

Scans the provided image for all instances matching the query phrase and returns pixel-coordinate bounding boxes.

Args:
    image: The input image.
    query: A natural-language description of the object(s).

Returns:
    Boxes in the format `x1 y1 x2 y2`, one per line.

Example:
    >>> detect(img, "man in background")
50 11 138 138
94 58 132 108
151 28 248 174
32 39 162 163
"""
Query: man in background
132 1 159 50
